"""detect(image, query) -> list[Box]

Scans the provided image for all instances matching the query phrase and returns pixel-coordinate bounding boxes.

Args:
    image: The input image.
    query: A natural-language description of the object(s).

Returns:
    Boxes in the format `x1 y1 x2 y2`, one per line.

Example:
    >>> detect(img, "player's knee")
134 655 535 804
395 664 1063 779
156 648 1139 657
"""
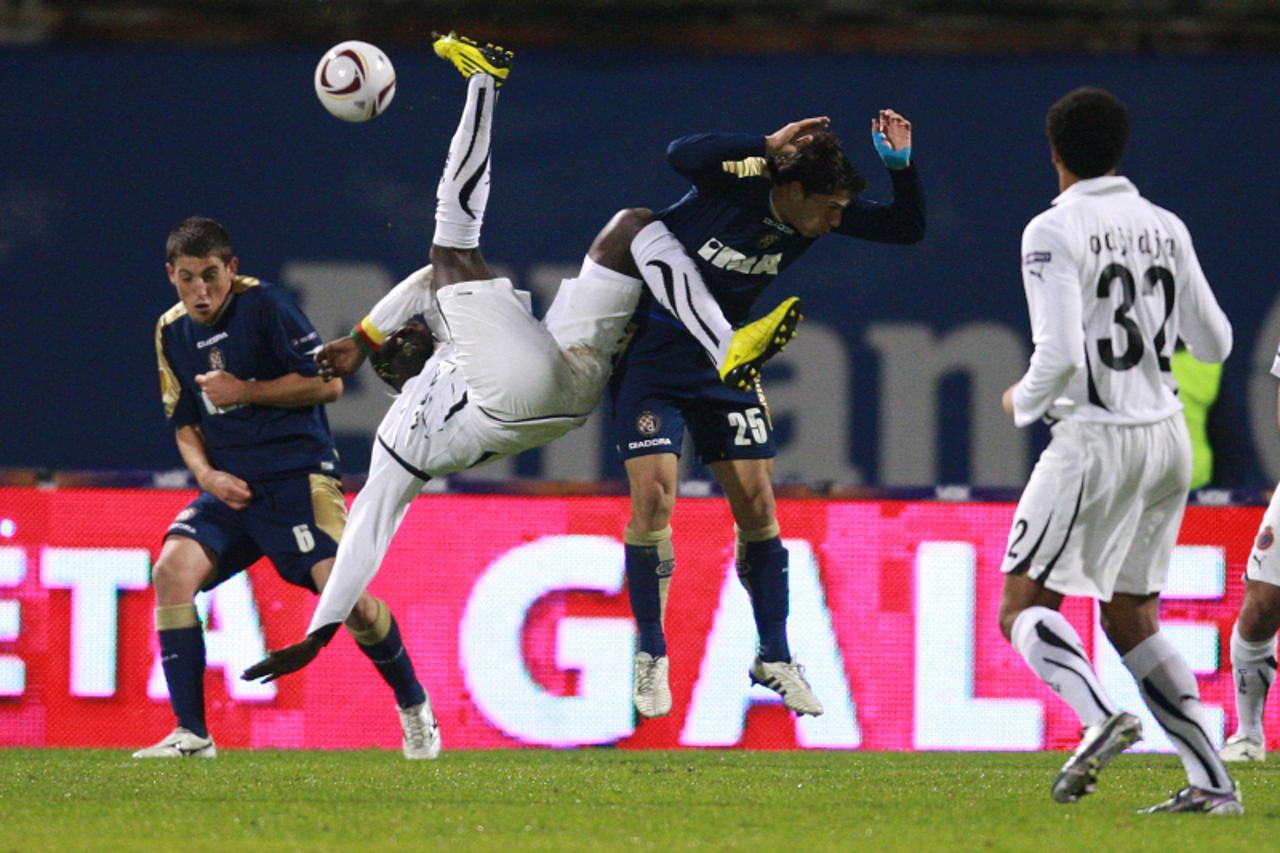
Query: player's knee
996 604 1023 643
345 595 381 633
151 556 203 603
1239 585 1280 638
588 208 654 275
630 482 675 529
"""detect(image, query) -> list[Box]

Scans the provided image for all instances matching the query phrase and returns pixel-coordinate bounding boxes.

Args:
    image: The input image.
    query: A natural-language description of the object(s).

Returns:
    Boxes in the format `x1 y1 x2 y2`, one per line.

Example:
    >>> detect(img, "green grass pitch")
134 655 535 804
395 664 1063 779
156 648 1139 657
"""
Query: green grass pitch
2 749 1273 850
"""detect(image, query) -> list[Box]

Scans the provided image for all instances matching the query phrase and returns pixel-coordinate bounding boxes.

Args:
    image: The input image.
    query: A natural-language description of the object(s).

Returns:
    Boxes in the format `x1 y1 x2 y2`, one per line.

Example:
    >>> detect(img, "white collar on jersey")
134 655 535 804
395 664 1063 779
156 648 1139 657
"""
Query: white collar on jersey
1051 175 1137 206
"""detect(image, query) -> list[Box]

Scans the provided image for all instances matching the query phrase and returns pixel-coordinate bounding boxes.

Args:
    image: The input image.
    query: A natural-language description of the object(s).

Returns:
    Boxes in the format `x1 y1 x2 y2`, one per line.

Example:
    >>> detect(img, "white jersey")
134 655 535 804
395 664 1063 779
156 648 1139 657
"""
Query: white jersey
306 266 640 633
1011 176 1232 428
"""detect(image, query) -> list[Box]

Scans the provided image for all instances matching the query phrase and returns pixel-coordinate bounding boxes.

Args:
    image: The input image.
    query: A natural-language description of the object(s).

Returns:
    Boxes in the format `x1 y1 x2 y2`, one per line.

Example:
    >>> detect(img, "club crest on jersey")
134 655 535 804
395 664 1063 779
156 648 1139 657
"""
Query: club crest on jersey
175 508 196 523
208 347 225 371
1258 526 1274 551
758 233 782 250
636 411 661 437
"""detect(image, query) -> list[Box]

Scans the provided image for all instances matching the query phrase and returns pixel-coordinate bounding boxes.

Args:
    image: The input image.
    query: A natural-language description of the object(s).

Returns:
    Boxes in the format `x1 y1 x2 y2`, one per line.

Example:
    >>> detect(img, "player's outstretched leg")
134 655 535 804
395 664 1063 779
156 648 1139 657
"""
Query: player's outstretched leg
630 220 800 389
433 31 514 87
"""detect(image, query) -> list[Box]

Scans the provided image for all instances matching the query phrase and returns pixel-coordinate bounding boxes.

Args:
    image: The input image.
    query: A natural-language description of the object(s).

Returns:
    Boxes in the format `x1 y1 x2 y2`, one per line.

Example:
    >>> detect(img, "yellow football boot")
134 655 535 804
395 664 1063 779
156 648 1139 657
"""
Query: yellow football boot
720 296 802 390
432 32 514 87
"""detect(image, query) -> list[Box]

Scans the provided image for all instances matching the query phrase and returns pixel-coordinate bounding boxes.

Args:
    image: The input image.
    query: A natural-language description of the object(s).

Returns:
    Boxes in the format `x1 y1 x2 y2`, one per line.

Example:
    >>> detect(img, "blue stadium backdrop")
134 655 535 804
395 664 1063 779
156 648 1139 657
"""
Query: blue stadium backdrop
2 46 1278 487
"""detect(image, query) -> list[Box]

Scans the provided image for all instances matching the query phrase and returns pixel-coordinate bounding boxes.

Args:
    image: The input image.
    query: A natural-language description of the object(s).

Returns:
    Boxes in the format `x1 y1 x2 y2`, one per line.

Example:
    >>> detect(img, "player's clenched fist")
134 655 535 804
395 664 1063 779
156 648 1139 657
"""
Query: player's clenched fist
196 370 247 407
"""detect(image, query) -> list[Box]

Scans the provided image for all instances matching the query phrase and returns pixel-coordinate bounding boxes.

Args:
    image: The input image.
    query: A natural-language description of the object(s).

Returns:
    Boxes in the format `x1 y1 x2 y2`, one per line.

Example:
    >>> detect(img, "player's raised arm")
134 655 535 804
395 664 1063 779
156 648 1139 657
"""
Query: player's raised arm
832 109 925 243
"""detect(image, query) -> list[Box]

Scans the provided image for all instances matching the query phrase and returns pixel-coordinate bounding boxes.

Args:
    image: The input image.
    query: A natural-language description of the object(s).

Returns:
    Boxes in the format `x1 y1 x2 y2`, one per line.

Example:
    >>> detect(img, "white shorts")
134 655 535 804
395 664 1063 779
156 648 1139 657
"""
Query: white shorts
1245 487 1280 586
1000 415 1192 600
375 275 639 477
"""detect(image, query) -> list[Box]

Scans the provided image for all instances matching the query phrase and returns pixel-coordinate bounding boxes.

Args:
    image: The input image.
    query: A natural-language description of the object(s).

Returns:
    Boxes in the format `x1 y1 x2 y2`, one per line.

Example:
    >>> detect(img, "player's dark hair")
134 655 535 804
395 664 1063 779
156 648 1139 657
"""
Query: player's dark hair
166 216 234 263
1046 87 1130 179
767 130 866 196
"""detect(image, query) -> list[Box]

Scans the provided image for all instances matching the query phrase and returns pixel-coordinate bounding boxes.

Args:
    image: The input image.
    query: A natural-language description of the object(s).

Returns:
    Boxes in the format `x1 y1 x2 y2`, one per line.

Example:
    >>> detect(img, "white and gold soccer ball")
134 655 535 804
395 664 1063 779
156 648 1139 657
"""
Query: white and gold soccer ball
314 41 396 122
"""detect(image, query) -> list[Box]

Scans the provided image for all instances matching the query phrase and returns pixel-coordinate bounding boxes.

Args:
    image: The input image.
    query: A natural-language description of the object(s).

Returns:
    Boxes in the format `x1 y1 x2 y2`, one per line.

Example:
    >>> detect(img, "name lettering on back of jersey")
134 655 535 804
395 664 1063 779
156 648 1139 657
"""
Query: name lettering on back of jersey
697 238 782 276
1086 225 1177 260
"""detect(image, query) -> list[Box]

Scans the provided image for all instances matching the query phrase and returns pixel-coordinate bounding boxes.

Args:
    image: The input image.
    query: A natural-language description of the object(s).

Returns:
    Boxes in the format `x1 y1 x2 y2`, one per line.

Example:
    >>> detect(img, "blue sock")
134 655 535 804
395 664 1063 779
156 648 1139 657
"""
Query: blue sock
356 615 427 709
626 543 667 657
158 625 207 738
742 537 790 662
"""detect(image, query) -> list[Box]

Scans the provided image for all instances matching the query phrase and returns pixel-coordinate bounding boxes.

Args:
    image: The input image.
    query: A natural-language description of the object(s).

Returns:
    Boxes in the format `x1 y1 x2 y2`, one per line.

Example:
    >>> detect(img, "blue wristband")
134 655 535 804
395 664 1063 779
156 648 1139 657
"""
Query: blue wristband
872 130 911 170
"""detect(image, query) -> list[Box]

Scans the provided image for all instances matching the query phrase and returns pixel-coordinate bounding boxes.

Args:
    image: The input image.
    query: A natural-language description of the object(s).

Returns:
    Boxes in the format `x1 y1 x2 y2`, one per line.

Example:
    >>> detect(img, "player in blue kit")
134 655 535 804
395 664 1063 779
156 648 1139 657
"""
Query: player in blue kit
614 111 925 718
138 217 438 760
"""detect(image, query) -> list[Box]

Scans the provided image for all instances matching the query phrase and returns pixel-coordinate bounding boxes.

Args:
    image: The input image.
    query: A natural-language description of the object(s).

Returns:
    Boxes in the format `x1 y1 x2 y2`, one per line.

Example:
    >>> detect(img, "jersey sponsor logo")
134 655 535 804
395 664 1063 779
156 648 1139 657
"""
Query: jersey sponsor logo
627 437 673 450
196 332 229 349
1257 526 1274 551
168 522 197 535
1023 251 1052 265
636 411 661 437
697 238 782 276
208 347 226 371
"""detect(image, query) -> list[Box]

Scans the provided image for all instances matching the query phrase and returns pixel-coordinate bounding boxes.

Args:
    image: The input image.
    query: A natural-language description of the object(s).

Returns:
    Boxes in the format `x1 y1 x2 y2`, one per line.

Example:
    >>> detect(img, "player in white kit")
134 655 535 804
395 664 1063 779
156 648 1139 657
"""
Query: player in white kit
1220 348 1280 764
995 88 1240 814
240 36 793 707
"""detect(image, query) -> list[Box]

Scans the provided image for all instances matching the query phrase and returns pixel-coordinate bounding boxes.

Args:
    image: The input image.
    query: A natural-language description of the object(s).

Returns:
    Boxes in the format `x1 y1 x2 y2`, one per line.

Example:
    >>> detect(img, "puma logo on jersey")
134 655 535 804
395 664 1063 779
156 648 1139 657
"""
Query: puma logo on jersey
697 238 782 275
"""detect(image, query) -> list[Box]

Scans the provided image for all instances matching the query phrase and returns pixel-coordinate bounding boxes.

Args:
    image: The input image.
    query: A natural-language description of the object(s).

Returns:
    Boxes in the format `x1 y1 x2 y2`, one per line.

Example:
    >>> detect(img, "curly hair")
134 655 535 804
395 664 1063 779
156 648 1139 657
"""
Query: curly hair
766 130 866 196
1046 87 1129 179
166 216 234 263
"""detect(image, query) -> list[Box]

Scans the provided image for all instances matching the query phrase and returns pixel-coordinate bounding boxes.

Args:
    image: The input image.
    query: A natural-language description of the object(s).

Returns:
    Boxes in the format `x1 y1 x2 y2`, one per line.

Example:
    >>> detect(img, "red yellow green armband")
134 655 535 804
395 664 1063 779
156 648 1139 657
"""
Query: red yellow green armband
350 317 386 355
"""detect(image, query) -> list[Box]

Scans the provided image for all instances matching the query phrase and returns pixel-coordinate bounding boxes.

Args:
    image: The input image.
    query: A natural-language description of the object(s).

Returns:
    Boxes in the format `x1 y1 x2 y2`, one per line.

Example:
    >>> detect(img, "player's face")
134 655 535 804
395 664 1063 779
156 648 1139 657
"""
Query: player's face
167 254 238 325
777 184 852 238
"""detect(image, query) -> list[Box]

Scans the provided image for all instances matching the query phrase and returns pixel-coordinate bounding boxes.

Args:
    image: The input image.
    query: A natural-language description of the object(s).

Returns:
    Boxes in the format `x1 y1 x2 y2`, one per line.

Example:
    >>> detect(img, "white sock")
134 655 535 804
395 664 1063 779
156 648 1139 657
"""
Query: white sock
1123 631 1233 793
630 221 732 366
434 74 495 249
1229 623 1276 741
1010 606 1117 727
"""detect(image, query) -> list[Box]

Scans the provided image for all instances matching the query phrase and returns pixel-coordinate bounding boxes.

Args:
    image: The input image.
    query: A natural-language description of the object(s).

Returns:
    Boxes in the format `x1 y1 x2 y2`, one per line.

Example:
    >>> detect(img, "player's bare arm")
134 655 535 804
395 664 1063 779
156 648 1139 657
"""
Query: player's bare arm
765 116 831 156
317 336 367 380
175 424 252 510
196 370 342 408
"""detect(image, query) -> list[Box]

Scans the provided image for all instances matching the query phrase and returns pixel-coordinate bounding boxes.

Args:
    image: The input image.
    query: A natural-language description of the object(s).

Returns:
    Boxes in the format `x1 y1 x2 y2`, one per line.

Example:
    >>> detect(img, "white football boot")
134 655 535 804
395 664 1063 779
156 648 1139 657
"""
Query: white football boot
132 727 217 759
750 657 824 716
633 652 672 718
399 701 442 760
1219 733 1266 763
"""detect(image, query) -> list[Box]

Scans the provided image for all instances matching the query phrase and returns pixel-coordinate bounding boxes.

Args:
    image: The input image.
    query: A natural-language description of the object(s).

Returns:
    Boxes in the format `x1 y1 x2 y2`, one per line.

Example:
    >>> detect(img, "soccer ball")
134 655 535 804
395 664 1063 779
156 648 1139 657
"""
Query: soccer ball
314 41 396 122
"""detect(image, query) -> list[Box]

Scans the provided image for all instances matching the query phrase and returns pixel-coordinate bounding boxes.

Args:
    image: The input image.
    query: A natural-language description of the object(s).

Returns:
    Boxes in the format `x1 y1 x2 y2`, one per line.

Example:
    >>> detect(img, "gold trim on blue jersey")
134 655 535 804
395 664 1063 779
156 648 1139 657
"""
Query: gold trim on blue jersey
156 301 189 420
722 157 767 178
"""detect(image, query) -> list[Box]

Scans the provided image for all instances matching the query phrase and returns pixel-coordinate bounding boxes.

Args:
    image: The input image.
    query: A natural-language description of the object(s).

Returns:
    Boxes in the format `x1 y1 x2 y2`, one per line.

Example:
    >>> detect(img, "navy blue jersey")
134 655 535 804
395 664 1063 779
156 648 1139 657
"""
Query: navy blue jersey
656 132 925 325
155 277 339 481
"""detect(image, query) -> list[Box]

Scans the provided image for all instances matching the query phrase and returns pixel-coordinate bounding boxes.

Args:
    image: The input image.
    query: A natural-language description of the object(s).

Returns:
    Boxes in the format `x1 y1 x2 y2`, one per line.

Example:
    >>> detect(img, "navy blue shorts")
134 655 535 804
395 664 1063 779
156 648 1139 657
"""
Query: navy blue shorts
608 356 776 465
165 472 346 593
